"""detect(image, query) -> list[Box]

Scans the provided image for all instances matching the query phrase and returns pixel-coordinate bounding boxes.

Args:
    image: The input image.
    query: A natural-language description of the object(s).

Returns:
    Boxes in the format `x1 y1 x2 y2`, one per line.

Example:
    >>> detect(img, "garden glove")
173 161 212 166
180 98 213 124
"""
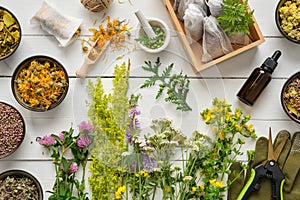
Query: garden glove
228 130 300 200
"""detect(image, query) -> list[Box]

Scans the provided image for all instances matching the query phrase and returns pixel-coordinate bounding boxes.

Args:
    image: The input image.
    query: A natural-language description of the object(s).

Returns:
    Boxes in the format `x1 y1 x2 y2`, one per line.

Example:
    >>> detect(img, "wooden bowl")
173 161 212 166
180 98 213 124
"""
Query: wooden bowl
0 6 21 60
0 102 25 158
0 170 43 200
11 55 69 112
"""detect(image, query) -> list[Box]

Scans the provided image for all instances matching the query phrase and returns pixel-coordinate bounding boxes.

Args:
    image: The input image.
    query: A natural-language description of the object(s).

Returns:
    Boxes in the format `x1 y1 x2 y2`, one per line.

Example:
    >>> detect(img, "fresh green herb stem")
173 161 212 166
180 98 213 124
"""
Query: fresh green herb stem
140 57 192 111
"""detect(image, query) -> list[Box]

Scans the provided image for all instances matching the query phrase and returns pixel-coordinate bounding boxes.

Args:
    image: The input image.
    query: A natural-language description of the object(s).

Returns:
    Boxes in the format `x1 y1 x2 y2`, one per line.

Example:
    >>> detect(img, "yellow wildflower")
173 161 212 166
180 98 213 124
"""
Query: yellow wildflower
192 186 197 194
219 131 225 140
215 181 224 188
165 186 171 193
200 185 204 191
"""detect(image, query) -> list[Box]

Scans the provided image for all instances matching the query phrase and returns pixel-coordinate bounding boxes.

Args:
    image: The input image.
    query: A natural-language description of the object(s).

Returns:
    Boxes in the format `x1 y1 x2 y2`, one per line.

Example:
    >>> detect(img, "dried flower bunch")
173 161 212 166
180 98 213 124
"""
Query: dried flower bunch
38 121 93 200
0 174 40 200
82 16 131 53
15 59 68 110
0 102 25 158
0 8 21 58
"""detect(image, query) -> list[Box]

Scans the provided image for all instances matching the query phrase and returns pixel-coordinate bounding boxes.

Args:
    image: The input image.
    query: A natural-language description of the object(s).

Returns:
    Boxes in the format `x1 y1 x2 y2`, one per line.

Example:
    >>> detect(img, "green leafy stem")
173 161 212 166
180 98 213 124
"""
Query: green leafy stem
140 57 192 111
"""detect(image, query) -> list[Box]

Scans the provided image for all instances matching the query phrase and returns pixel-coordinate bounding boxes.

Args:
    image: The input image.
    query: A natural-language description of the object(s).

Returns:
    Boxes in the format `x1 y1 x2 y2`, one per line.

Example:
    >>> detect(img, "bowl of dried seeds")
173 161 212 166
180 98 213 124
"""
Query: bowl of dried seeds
0 102 25 158
0 170 43 200
12 55 69 112
0 6 21 60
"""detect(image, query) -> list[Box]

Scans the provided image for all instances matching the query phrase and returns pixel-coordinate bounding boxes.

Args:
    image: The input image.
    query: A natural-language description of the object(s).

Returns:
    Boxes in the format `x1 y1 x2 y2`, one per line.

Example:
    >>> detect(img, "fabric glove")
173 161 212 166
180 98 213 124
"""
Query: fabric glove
228 130 300 200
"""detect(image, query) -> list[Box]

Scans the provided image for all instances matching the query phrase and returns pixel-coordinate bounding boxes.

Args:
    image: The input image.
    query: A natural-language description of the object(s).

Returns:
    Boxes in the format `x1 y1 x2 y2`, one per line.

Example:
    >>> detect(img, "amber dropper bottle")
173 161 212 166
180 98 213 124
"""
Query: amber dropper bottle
237 50 282 106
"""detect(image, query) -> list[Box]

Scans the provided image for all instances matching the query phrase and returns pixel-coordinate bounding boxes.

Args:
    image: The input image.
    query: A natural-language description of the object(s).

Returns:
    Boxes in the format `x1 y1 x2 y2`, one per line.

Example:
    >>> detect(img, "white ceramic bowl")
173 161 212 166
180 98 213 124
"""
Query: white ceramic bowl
136 17 170 53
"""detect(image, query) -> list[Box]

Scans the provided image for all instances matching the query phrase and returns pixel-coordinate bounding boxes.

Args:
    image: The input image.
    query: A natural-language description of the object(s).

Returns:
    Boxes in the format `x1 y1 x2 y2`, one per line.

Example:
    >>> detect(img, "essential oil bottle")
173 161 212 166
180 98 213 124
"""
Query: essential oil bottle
237 50 282 106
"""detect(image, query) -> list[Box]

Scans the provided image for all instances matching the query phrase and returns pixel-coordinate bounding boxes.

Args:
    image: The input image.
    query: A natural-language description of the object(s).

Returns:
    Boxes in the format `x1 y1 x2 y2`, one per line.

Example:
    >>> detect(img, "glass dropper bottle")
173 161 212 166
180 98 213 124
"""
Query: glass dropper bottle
236 50 282 106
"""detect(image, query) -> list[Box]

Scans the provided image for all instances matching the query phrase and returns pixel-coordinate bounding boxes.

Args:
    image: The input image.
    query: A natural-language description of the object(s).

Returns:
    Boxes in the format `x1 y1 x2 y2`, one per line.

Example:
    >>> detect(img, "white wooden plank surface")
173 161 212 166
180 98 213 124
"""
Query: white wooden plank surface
1 0 300 199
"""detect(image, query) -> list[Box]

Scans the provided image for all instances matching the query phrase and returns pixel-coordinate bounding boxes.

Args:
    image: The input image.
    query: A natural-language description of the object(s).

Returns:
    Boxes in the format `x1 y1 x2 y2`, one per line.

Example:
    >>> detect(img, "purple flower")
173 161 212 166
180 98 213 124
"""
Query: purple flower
69 162 78 173
77 134 92 148
59 132 64 141
39 135 56 146
129 107 141 118
142 153 156 172
78 121 93 133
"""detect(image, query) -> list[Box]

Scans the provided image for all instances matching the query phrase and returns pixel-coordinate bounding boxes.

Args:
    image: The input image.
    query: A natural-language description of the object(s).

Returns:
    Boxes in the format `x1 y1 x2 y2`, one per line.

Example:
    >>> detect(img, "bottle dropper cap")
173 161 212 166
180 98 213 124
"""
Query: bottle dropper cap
262 50 282 73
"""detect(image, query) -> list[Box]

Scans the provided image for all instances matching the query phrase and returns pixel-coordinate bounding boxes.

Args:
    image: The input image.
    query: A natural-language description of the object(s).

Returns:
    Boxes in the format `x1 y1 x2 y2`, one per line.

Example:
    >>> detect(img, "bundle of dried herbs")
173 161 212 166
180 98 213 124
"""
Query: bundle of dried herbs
0 102 25 158
0 174 39 200
0 8 21 58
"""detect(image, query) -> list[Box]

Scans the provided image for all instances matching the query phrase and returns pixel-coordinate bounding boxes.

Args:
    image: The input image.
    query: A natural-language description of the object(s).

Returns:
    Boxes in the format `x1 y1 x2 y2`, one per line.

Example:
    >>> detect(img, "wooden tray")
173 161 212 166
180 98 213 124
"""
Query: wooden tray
162 0 265 73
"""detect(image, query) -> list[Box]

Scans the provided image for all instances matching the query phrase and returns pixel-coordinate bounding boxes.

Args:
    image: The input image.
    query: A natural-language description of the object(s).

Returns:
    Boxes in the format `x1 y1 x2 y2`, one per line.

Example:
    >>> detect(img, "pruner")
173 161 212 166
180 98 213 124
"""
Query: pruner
237 127 289 200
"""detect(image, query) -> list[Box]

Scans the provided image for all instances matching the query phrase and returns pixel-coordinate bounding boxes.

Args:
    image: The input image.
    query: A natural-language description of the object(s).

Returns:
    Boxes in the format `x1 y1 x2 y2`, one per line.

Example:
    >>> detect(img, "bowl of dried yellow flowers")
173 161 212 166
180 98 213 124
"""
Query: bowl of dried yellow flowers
281 71 300 123
275 0 300 43
12 55 69 112
0 6 21 60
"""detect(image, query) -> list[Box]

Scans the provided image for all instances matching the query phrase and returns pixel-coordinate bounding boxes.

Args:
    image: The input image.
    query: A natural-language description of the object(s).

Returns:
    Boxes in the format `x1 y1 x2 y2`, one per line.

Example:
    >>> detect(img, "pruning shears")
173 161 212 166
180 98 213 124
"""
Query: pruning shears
237 127 289 200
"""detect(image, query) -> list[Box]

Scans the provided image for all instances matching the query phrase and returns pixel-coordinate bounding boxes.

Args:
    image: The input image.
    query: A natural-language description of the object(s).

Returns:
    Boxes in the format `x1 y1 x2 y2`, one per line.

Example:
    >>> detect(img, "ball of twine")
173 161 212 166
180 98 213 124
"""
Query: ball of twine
80 0 113 12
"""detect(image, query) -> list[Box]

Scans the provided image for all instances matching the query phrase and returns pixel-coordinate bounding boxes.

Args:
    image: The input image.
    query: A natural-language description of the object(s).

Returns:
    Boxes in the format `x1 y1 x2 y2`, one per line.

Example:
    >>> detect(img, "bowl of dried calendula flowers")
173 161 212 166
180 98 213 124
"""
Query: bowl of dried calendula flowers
12 55 69 112
275 0 300 43
0 6 22 60
281 71 300 123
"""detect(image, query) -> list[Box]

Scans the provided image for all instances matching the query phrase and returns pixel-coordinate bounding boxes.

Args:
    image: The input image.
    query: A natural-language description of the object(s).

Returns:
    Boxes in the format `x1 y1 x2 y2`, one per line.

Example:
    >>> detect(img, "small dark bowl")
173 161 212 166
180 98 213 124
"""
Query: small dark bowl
0 6 21 60
0 170 43 200
12 55 69 112
0 102 25 158
281 71 300 123
275 0 300 44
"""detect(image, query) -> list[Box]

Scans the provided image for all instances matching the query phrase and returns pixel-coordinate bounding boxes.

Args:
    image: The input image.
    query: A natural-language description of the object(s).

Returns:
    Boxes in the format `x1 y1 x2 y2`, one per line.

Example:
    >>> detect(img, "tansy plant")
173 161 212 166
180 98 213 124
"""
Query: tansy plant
37 121 93 200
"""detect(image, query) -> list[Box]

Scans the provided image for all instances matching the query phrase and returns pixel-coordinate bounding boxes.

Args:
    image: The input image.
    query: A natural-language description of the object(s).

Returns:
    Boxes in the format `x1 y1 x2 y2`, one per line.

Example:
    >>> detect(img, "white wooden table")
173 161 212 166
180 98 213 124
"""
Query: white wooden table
1 0 300 199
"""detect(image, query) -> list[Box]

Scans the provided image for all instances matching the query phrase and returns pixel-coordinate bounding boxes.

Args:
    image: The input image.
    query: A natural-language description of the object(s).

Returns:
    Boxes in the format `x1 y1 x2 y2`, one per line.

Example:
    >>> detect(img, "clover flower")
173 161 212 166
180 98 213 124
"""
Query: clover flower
69 162 78 173
76 134 92 148
59 132 64 141
78 121 93 133
38 135 56 146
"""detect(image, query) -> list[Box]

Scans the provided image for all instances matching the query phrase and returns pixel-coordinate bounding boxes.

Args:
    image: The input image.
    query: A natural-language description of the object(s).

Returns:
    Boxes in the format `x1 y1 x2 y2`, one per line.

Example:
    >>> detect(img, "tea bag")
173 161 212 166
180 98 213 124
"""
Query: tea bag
229 33 252 46
202 16 233 62
30 0 82 47
183 4 207 43
206 0 223 17
177 0 207 20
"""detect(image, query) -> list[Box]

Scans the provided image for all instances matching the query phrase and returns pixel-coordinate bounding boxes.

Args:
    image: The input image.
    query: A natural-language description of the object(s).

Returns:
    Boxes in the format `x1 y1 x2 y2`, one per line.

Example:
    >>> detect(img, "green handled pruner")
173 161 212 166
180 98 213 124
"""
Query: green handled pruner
237 127 289 200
